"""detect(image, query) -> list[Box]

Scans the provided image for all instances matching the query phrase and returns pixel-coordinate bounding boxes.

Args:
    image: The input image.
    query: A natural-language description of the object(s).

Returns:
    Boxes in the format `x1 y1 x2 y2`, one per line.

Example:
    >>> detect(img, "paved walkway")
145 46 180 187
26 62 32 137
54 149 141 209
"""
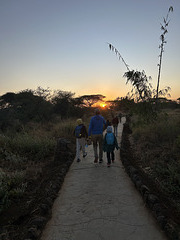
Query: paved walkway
41 117 167 240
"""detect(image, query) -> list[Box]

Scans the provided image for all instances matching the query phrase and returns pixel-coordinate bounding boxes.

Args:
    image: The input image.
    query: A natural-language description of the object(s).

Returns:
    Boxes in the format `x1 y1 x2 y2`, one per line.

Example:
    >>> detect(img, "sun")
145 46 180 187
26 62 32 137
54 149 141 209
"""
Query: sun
99 103 107 108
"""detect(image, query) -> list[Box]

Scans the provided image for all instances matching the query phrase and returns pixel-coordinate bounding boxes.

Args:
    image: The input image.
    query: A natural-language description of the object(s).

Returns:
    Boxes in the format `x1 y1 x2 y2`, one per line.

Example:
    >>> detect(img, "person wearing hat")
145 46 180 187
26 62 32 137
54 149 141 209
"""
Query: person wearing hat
103 126 119 167
74 118 88 162
88 108 106 163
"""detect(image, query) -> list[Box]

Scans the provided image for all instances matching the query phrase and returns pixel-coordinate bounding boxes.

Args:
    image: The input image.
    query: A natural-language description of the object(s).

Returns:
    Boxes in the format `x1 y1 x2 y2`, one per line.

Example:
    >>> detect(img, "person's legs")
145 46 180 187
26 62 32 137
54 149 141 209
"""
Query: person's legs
111 151 115 162
92 135 98 161
115 125 118 136
79 138 87 157
76 138 81 162
113 126 116 135
106 152 111 164
98 134 103 161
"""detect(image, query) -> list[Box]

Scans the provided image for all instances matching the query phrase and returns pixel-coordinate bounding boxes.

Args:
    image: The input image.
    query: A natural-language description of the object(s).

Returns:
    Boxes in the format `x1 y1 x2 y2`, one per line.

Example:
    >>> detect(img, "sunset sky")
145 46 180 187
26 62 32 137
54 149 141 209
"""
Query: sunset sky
0 0 179 101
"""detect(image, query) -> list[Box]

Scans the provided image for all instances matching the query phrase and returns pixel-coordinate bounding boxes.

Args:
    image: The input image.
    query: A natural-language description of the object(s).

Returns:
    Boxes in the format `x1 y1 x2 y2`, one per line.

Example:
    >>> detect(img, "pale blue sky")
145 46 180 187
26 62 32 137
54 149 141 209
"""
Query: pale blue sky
0 0 179 100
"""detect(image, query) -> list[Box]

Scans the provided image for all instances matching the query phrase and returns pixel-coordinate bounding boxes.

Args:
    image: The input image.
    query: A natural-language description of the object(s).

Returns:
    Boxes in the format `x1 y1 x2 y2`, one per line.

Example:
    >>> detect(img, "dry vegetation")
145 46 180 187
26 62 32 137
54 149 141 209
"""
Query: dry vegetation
130 108 180 221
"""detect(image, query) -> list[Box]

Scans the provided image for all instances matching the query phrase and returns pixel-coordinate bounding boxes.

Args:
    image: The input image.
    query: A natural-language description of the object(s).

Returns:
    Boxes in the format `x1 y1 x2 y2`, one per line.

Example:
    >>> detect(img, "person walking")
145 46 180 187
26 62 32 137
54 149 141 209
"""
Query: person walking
74 118 88 162
88 108 106 163
118 112 122 123
105 119 111 128
112 115 119 136
103 126 119 167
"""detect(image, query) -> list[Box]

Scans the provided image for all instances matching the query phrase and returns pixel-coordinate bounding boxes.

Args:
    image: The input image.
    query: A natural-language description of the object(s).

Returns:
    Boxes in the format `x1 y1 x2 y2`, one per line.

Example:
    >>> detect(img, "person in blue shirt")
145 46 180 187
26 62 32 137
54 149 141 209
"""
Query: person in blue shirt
88 108 106 163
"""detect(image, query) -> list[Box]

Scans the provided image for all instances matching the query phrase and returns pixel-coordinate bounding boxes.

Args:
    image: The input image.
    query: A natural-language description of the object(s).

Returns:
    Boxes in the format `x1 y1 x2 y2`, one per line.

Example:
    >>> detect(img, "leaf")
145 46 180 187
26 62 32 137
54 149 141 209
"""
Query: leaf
161 25 165 31
169 6 173 12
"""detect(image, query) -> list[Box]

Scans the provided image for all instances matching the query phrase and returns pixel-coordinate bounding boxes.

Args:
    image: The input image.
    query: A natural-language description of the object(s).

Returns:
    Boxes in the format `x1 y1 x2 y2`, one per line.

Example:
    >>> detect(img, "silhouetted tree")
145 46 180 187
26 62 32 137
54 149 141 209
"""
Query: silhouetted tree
51 90 76 118
76 94 105 107
0 89 53 129
33 86 52 101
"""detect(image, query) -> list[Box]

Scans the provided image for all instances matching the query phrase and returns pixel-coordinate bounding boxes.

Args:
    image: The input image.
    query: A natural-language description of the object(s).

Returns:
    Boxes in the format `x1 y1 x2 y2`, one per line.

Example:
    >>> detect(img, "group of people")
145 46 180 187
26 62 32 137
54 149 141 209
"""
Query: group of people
74 108 121 167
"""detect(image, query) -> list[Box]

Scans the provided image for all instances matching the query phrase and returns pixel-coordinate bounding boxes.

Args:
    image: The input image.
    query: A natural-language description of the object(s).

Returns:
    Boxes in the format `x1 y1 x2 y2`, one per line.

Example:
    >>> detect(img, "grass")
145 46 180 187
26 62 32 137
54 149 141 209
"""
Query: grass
131 108 180 209
0 117 81 213
0 110 112 214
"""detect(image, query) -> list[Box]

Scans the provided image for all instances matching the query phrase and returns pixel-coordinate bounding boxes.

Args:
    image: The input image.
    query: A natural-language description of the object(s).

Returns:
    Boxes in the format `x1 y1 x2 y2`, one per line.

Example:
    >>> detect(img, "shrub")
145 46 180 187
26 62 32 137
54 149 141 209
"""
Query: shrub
0 133 56 162
0 170 27 213
132 112 180 146
131 109 180 210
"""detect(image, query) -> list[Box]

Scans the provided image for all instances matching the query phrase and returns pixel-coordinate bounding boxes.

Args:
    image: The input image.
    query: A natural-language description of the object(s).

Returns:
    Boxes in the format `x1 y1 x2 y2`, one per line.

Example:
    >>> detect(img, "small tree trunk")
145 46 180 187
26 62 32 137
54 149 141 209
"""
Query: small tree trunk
156 46 163 106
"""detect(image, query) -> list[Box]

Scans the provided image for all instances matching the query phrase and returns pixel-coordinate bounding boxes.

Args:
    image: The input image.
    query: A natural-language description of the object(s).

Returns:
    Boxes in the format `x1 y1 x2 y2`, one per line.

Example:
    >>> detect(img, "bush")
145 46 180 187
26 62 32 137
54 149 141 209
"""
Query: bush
131 109 180 208
0 133 56 162
132 112 180 146
0 170 27 213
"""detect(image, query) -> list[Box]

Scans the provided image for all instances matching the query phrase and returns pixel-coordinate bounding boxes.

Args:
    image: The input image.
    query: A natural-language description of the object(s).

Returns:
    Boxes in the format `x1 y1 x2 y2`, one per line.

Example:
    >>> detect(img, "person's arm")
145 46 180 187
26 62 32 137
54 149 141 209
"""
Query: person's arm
103 134 107 152
83 125 88 138
88 118 93 136
103 117 106 130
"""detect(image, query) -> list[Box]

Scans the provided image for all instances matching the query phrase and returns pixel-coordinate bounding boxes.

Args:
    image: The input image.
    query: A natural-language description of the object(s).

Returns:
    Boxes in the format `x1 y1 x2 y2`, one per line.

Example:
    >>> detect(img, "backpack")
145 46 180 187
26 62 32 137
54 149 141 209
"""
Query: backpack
105 132 114 145
75 125 83 138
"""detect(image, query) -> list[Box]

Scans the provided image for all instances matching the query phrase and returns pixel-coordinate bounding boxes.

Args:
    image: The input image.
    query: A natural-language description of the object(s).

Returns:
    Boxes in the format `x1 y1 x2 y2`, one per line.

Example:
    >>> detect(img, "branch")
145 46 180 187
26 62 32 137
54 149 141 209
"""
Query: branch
107 43 130 71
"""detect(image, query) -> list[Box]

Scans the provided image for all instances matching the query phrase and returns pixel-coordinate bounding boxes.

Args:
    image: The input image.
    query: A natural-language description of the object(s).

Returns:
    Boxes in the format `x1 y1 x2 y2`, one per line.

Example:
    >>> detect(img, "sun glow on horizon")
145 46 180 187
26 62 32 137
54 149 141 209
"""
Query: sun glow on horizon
99 103 107 108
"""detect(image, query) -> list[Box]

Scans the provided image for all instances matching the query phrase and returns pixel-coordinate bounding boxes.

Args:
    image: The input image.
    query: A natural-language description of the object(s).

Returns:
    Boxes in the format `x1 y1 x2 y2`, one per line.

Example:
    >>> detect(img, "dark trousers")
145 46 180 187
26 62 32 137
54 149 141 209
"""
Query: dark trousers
106 151 114 164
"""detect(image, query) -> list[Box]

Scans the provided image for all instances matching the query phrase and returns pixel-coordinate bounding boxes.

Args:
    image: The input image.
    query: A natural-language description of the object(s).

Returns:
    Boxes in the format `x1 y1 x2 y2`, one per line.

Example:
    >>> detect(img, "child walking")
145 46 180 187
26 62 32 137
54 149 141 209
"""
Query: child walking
74 119 88 162
103 126 119 167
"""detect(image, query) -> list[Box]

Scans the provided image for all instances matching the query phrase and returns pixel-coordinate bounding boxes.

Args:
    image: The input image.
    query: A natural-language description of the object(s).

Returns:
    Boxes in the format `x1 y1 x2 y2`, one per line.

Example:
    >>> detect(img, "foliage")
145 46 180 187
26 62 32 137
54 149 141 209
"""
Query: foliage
106 97 135 113
33 86 52 101
76 94 106 107
0 170 27 213
0 90 53 126
50 90 85 118
108 43 130 71
51 118 78 140
108 6 174 121
0 133 55 162
124 70 152 102
0 116 80 213
131 109 180 205
0 88 89 132
156 6 173 100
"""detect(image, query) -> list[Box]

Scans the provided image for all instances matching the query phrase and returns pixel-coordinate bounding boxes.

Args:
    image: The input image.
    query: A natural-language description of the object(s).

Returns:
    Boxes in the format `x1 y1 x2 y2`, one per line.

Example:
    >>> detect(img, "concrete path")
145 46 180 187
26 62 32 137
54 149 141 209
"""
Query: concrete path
41 117 167 240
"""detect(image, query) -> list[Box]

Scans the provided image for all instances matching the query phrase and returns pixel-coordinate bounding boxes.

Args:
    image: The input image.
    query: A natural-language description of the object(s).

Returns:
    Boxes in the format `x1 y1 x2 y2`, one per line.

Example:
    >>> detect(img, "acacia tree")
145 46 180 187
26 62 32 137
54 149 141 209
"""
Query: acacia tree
156 6 173 100
76 94 106 107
